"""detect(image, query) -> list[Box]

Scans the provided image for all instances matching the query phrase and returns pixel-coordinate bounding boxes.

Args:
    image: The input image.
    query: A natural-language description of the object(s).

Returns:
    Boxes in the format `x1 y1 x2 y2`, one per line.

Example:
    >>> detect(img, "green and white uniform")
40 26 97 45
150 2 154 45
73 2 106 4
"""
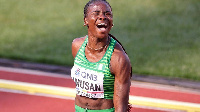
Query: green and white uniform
71 36 116 99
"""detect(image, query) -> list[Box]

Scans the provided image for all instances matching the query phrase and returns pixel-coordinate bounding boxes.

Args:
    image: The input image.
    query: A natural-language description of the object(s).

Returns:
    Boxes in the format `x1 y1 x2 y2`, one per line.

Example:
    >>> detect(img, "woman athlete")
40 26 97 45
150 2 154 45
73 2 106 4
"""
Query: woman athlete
71 0 132 111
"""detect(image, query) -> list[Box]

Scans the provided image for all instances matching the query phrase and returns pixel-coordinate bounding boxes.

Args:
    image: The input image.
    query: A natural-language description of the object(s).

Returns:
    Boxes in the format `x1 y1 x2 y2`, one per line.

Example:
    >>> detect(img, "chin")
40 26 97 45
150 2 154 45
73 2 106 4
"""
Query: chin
96 32 109 39
96 29 111 38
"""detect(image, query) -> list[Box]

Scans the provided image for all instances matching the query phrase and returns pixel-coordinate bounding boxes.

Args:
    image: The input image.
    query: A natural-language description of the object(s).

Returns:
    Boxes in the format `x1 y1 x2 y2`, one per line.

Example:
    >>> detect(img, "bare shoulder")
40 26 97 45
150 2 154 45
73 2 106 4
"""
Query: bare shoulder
72 36 87 58
72 36 86 46
110 42 131 77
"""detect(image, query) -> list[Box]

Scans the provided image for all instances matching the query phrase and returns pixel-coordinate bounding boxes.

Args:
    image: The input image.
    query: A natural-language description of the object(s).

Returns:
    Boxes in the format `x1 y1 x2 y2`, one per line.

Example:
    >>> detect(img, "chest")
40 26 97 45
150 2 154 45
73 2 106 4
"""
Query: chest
84 49 106 63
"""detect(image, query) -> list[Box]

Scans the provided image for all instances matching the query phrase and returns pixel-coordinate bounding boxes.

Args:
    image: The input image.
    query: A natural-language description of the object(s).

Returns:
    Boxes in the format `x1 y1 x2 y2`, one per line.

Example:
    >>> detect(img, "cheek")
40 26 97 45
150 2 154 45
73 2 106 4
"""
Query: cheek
109 19 113 26
87 17 97 25
108 17 113 22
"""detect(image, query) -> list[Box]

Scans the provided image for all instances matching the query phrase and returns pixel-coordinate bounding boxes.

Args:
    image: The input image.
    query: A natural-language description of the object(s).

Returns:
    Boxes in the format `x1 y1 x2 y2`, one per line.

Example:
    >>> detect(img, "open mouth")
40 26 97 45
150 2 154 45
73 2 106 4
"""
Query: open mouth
96 23 108 31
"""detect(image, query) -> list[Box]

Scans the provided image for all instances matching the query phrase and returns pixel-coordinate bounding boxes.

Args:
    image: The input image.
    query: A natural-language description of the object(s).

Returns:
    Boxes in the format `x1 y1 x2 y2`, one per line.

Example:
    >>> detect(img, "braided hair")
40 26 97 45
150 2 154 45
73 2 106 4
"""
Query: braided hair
84 1 132 111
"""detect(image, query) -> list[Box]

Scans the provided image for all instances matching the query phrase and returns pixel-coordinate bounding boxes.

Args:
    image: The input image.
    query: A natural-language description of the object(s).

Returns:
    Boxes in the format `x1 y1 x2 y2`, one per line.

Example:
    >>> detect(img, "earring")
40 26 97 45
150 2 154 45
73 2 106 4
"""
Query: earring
112 23 114 27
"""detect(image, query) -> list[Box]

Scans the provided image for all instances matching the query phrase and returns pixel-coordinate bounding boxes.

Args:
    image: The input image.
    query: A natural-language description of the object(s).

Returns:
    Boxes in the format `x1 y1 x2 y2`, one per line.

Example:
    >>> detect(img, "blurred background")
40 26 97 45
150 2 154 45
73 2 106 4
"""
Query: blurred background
0 0 200 81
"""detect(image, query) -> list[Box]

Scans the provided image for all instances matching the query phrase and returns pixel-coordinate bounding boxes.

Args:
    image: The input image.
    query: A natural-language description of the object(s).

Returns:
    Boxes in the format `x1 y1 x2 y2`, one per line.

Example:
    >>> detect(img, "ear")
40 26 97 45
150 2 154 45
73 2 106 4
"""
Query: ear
84 18 88 26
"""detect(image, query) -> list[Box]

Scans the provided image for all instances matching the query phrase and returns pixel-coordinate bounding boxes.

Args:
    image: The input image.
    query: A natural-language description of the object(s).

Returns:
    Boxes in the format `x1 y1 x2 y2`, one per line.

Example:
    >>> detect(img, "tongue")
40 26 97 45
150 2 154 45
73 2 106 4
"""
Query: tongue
99 27 106 32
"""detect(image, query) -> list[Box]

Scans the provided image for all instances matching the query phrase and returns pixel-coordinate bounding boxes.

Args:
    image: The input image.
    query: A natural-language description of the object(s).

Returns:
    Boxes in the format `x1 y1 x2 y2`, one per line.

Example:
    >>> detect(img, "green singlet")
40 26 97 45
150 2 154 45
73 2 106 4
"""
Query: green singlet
71 36 116 99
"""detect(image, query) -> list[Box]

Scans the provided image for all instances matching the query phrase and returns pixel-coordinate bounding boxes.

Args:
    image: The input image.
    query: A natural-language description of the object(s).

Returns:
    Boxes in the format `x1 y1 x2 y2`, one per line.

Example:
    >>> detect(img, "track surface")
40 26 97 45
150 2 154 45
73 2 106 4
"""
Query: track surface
0 66 200 112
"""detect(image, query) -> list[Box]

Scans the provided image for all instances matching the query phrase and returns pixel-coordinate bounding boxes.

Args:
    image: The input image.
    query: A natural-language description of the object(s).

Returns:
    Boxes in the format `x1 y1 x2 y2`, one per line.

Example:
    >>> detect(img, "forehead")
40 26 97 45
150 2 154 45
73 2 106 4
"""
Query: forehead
87 1 112 12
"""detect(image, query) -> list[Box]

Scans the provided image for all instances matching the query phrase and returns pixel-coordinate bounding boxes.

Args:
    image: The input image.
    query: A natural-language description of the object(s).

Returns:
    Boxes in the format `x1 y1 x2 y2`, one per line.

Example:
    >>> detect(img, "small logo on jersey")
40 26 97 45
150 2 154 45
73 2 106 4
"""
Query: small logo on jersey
75 68 80 76
98 64 105 70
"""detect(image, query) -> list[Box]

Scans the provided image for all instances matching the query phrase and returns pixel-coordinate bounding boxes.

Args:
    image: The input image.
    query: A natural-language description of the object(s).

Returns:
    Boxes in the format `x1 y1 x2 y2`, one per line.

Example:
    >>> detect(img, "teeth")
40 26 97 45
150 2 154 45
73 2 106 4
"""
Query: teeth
98 23 107 26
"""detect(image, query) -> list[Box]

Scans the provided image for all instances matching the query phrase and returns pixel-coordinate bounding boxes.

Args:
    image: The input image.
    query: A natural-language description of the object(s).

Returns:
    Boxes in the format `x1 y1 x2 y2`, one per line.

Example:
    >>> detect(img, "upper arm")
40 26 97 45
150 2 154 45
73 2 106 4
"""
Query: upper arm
112 53 131 83
112 50 131 93
111 43 132 86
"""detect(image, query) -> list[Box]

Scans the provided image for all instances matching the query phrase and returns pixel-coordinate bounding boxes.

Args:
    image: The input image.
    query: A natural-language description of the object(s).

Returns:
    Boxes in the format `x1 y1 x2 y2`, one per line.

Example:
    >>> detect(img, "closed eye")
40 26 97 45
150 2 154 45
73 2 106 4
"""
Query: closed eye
105 11 112 17
92 11 100 16
105 12 111 16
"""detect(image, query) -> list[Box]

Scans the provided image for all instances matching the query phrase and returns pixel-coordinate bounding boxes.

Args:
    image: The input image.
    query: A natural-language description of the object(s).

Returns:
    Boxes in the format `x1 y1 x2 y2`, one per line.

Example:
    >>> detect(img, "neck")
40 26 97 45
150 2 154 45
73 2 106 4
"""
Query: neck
87 34 110 51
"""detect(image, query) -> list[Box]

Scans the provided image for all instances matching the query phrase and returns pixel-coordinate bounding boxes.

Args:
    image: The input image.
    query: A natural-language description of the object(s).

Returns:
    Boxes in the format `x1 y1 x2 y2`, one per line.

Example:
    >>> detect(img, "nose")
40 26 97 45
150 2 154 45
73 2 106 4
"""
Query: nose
99 13 106 20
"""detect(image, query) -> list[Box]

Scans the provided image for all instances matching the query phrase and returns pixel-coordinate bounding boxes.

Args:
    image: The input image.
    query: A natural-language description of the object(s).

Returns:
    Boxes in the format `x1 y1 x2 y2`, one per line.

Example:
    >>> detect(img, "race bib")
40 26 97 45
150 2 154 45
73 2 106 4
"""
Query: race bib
71 65 104 98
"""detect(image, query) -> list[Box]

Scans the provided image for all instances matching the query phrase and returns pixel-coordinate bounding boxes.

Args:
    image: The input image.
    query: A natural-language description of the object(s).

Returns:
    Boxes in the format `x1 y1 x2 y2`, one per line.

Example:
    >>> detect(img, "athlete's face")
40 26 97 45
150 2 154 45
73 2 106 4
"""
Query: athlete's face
84 1 113 38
